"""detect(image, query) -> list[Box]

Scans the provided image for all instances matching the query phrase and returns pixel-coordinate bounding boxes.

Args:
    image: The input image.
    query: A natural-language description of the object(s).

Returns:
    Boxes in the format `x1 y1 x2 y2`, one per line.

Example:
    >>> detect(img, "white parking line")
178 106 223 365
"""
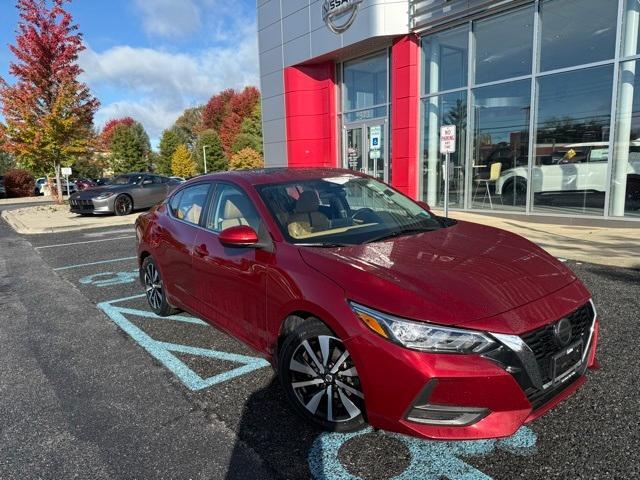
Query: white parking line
84 228 134 238
34 235 136 250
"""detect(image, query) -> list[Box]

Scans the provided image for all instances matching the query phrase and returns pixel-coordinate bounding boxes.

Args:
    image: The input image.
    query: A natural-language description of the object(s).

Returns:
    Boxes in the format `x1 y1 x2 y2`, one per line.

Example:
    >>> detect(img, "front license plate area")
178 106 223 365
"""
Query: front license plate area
551 340 583 383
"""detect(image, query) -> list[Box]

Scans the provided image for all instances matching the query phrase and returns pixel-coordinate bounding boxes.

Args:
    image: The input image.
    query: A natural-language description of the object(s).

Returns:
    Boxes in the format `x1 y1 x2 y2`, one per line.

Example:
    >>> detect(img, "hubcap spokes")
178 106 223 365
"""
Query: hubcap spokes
289 335 363 423
144 264 163 310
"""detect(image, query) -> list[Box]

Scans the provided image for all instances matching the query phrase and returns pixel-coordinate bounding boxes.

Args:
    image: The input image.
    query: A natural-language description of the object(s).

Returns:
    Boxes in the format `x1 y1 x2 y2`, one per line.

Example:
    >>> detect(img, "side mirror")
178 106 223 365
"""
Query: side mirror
416 200 431 211
219 225 259 248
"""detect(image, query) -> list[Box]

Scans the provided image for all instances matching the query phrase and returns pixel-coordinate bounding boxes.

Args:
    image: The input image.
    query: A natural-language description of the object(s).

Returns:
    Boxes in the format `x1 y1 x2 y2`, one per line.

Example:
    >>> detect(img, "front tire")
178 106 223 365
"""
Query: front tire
278 319 366 432
114 194 133 216
142 256 178 317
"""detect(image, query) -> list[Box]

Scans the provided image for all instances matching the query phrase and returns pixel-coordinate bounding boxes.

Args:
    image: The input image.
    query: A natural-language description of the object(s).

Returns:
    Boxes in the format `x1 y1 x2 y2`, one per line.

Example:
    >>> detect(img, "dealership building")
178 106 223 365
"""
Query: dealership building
257 0 640 220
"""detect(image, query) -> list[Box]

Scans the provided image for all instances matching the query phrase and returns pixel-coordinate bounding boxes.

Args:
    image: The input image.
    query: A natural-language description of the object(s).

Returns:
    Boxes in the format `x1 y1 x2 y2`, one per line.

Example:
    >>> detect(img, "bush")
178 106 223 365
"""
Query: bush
3 169 35 197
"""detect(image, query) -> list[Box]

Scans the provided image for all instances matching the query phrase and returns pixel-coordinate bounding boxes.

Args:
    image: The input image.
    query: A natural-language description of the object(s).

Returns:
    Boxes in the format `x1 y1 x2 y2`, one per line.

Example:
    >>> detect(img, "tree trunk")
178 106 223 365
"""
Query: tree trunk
55 162 63 204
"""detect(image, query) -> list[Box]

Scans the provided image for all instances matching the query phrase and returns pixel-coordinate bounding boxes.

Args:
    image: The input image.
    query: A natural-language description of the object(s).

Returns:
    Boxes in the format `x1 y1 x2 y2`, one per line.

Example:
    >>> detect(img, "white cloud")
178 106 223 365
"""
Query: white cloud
78 23 259 145
133 0 202 39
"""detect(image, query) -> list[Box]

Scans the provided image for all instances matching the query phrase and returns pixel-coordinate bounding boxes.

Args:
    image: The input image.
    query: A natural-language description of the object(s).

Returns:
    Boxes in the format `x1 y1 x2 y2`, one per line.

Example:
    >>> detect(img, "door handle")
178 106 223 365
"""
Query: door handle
194 244 208 257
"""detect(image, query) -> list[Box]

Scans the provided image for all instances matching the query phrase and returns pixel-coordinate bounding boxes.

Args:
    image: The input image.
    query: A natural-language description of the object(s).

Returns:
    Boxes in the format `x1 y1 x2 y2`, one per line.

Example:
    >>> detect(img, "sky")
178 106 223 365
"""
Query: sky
0 0 259 147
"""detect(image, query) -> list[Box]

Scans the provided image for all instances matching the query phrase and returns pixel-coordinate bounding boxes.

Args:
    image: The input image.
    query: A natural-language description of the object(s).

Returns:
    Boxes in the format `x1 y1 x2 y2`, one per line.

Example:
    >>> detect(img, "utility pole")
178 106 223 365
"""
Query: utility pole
202 145 208 174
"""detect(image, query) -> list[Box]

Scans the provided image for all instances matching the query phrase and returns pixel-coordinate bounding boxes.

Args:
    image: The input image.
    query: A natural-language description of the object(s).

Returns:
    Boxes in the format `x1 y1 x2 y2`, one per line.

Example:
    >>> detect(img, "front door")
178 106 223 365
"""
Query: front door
344 122 388 182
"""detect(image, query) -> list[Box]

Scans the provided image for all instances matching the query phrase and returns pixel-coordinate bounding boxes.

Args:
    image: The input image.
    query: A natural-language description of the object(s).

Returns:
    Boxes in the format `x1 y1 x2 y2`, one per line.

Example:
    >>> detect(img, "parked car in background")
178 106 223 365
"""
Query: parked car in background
95 177 112 186
34 177 47 195
170 176 186 183
0 176 5 199
75 178 98 191
70 173 181 216
135 168 599 440
496 142 640 208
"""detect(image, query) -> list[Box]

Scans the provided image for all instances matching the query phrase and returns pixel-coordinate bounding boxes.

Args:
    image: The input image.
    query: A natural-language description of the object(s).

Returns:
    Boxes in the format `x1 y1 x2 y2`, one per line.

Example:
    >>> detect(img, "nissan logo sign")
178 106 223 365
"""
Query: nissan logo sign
553 318 573 347
322 0 363 34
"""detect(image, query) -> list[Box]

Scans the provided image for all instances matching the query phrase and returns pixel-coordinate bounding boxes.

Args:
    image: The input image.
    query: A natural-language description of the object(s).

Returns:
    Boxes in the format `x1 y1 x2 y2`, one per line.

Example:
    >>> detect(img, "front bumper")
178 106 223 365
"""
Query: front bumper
344 302 599 441
69 196 115 214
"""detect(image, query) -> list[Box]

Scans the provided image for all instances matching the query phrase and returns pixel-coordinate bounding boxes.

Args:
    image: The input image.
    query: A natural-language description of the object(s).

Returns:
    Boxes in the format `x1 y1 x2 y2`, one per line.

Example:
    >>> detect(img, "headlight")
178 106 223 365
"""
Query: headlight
350 302 496 354
95 192 115 200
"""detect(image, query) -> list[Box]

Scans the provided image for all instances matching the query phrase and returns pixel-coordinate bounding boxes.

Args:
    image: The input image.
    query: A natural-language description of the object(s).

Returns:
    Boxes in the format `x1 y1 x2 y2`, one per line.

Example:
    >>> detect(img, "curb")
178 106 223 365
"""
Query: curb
0 208 138 235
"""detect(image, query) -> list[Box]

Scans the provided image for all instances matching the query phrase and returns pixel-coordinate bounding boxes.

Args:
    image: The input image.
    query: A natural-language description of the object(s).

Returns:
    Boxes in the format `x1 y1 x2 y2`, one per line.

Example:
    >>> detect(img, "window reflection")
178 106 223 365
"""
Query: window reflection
343 53 387 112
421 92 467 208
540 0 617 72
422 26 468 95
472 80 531 211
474 6 534 85
612 60 640 217
533 66 614 215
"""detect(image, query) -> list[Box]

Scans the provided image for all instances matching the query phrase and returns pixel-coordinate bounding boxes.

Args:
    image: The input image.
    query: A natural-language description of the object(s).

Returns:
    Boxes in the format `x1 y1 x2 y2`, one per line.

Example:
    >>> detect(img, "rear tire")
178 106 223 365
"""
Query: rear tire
278 318 366 432
142 256 178 317
501 178 527 207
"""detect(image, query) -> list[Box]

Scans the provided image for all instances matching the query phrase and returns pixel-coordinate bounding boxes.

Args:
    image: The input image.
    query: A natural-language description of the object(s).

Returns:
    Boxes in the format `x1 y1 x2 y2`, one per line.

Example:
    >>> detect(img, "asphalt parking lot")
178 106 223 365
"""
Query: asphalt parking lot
1 211 639 479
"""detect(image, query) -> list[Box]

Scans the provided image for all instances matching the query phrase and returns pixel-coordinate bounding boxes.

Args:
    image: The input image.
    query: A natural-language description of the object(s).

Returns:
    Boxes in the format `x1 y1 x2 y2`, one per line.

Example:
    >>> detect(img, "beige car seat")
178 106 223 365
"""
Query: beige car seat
218 194 254 230
287 190 329 238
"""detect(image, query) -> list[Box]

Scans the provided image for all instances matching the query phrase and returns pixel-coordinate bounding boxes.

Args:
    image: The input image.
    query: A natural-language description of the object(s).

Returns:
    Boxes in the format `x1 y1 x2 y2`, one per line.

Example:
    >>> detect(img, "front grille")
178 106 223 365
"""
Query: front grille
518 302 594 410
70 199 94 211
520 302 594 385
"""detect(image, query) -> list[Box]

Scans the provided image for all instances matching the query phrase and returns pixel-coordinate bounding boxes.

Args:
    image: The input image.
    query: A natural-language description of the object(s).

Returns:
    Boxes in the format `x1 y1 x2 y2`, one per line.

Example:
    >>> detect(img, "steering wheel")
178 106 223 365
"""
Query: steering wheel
351 208 375 223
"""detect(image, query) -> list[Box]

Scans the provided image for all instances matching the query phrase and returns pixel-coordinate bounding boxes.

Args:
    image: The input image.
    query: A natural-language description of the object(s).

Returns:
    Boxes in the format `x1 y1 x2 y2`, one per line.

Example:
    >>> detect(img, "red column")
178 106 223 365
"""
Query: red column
391 35 420 199
283 62 337 168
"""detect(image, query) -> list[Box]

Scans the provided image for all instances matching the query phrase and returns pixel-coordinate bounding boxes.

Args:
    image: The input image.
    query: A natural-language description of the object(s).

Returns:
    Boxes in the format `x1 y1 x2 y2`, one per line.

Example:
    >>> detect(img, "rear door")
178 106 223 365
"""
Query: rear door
191 182 271 350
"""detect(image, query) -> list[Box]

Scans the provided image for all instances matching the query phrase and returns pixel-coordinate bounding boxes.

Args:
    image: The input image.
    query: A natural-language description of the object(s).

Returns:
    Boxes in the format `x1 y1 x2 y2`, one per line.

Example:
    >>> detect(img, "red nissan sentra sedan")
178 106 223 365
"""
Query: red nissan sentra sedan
135 168 599 440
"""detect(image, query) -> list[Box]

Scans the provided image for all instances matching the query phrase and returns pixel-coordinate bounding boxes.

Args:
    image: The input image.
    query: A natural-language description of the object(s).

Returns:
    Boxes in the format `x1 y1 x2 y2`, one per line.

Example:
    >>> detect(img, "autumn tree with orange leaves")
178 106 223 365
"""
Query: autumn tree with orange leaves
0 0 99 198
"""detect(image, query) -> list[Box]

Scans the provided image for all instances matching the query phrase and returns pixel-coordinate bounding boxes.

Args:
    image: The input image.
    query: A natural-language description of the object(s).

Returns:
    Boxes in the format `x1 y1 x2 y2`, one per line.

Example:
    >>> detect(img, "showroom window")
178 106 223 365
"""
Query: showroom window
419 0 638 219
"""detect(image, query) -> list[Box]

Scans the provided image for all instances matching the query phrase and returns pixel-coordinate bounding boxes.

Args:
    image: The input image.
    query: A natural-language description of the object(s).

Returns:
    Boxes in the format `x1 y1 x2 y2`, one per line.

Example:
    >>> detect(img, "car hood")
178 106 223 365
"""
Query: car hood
298 220 577 327
71 185 133 198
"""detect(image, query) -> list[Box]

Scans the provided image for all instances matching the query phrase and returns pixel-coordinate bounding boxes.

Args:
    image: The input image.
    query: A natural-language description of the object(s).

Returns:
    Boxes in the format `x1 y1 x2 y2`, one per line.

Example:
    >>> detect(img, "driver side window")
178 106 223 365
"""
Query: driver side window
206 184 261 232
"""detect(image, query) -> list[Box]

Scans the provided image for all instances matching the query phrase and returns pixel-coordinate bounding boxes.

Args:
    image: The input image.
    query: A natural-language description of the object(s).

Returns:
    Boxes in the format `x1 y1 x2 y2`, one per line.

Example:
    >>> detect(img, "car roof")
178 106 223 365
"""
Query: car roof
187 167 365 187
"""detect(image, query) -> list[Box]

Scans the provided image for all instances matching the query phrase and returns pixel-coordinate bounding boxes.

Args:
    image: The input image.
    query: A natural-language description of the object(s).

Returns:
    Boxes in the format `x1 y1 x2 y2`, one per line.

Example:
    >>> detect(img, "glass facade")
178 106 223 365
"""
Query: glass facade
419 0 640 219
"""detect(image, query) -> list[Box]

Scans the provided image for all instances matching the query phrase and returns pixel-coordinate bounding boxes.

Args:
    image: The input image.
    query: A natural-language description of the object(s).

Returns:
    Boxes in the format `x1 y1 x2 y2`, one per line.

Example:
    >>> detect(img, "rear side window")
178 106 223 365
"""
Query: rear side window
170 183 211 225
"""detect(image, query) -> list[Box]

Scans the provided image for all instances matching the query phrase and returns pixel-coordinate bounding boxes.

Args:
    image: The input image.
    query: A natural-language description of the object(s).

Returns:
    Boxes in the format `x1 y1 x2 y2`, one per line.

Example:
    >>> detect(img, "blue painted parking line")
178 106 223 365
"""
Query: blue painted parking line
53 256 136 271
309 426 537 480
97 295 270 390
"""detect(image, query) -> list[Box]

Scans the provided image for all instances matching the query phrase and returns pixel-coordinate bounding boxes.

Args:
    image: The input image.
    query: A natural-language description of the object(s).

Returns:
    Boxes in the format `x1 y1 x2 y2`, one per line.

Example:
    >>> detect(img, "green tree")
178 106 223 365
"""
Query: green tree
158 126 189 175
175 106 204 148
171 145 197 178
109 122 151 173
229 147 263 171
232 104 263 154
0 151 16 175
194 129 227 172
72 153 106 178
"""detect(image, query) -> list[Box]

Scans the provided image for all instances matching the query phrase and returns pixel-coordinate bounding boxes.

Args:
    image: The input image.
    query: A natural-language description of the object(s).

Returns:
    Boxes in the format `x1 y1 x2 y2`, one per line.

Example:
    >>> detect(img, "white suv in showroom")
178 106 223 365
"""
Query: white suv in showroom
495 142 640 209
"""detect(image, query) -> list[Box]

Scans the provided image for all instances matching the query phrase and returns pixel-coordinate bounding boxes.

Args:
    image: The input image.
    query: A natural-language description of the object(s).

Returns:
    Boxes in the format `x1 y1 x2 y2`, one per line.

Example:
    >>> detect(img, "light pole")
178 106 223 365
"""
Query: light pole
202 145 208 174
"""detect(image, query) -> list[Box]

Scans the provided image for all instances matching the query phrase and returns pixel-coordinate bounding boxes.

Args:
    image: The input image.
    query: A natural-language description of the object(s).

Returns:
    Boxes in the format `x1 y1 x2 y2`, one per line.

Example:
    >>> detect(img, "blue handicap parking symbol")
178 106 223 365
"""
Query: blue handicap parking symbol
309 426 537 480
80 269 139 287
97 295 270 390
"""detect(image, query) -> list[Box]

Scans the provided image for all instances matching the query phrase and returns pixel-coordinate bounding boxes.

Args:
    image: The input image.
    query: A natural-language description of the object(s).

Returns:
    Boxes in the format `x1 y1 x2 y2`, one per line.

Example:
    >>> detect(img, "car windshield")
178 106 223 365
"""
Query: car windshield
112 175 143 185
258 175 444 246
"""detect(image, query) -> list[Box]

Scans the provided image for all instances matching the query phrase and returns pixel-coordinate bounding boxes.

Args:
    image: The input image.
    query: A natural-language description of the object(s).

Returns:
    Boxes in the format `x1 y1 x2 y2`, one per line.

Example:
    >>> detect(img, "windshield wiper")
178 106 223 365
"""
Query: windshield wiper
364 226 438 244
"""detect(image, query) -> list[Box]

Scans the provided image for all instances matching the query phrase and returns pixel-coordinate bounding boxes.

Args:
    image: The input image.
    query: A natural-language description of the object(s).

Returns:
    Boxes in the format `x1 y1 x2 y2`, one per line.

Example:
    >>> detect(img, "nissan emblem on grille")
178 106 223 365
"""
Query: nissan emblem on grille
553 317 573 347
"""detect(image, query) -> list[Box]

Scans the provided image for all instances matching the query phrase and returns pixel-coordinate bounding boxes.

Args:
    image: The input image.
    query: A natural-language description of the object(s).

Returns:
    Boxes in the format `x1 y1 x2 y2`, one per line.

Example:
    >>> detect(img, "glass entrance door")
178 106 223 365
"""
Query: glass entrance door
344 122 388 182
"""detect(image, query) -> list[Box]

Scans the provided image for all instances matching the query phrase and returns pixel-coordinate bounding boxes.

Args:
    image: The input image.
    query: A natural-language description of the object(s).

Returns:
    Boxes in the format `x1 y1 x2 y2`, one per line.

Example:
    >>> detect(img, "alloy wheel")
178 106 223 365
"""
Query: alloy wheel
144 262 163 310
288 335 364 423
115 195 132 215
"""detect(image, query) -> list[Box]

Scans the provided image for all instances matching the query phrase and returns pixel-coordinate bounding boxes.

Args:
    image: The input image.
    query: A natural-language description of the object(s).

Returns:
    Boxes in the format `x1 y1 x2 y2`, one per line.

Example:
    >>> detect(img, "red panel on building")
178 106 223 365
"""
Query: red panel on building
391 35 420 199
284 62 337 168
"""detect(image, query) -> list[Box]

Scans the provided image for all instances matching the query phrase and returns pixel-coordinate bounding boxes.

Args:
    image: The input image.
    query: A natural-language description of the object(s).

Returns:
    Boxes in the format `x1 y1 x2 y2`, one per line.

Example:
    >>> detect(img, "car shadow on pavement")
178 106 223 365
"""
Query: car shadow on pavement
225 377 323 480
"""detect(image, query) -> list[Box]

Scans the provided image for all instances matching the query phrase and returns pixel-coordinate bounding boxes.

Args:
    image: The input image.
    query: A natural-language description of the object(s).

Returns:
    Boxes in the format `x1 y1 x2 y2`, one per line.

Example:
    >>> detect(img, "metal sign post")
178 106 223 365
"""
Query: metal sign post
61 167 72 200
439 125 456 218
